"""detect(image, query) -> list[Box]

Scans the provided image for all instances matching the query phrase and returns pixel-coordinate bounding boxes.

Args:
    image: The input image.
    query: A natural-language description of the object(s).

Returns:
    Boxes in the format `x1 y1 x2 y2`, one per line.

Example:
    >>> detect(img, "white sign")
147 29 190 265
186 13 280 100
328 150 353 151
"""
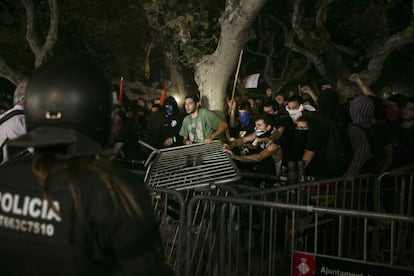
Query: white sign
244 73 260 88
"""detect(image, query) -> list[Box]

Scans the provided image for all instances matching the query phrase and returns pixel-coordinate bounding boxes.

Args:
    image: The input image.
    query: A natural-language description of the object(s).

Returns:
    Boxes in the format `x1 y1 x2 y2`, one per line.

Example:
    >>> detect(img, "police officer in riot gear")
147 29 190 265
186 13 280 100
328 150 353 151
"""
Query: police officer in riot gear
0 59 172 275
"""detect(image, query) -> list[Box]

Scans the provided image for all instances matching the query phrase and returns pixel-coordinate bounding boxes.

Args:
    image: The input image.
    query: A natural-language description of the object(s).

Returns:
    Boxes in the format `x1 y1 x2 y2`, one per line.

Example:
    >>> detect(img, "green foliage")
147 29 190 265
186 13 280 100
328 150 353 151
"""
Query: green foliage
1 0 413 95
143 0 222 68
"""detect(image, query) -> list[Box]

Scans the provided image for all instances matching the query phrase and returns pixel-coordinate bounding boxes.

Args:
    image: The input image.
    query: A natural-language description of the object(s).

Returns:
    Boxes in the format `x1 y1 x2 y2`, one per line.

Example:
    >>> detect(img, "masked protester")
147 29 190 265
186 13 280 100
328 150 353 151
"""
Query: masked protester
284 117 309 164
160 96 184 148
239 109 252 128
286 103 304 123
345 95 393 180
0 59 172 275
226 100 255 149
223 114 282 176
285 95 315 124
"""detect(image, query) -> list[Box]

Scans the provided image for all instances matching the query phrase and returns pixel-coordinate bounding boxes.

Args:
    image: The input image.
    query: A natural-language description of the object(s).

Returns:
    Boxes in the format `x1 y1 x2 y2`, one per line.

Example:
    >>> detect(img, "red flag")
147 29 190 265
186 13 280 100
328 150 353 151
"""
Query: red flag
118 77 123 105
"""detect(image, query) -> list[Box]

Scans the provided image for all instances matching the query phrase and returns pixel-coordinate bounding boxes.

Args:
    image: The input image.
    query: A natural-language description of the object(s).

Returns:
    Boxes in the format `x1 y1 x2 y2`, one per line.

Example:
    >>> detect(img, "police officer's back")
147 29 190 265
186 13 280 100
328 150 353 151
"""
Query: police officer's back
0 59 172 275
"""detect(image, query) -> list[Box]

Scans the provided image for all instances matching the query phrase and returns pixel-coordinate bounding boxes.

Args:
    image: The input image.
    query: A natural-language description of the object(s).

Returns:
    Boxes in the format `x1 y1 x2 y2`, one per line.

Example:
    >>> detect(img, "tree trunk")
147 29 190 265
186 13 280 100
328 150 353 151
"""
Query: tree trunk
166 47 189 104
194 0 267 115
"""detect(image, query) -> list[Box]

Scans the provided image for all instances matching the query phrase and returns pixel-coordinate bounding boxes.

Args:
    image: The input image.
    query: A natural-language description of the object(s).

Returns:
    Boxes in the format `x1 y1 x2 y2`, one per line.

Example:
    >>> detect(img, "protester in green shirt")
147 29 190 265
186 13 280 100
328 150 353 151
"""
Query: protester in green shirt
179 94 228 145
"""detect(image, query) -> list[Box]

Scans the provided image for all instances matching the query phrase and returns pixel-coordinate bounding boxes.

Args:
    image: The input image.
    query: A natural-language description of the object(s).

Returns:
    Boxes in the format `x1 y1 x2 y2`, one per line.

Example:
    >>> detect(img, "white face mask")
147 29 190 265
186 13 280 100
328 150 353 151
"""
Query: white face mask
286 104 304 123
254 126 266 137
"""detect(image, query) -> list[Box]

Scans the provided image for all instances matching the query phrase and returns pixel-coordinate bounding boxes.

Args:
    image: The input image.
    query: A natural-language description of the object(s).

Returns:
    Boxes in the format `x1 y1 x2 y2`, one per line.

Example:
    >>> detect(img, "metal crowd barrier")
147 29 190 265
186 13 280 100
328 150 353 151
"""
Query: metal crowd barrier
377 171 413 216
148 168 414 275
142 141 242 274
136 139 414 275
144 141 241 191
235 171 414 216
148 185 238 275
184 194 414 276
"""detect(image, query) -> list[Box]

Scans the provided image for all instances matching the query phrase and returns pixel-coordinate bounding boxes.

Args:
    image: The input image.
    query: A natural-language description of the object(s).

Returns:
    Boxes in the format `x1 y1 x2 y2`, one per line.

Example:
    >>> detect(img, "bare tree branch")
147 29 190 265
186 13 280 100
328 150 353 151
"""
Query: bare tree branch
365 22 414 84
290 0 336 84
43 0 59 55
22 0 40 55
22 0 59 68
315 0 332 30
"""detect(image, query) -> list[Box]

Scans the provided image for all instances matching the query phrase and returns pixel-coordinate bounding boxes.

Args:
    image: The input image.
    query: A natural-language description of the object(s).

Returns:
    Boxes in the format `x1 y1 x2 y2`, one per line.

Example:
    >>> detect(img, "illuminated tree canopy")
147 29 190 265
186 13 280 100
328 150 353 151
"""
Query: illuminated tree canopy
0 0 413 108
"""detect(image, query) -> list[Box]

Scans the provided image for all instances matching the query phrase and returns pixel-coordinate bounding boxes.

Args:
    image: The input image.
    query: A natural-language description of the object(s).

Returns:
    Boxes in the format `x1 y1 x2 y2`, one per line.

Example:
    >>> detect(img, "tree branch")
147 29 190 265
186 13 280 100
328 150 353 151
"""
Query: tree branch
22 0 41 55
365 22 414 84
42 0 59 58
22 0 59 68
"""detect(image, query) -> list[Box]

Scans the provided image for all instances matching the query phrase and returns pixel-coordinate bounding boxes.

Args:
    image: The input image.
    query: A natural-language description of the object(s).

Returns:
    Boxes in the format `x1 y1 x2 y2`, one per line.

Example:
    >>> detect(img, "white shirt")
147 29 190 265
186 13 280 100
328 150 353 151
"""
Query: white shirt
0 105 26 165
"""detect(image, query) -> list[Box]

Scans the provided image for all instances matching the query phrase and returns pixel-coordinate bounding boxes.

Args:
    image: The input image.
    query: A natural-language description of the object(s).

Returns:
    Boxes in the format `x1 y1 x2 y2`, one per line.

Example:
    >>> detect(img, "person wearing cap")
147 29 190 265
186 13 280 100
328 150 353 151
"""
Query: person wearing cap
0 80 29 165
0 59 172 275
179 94 228 145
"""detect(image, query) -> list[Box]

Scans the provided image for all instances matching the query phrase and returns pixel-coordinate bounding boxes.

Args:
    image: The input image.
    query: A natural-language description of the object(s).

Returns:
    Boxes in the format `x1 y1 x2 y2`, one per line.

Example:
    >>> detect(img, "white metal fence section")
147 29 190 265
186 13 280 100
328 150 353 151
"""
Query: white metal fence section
141 142 414 276
184 194 414 276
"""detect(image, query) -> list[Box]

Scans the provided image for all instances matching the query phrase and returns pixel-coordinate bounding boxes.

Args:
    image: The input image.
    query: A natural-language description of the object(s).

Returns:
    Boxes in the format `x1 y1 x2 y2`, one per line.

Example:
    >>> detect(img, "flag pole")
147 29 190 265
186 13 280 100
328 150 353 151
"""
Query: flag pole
231 49 244 101
118 76 124 105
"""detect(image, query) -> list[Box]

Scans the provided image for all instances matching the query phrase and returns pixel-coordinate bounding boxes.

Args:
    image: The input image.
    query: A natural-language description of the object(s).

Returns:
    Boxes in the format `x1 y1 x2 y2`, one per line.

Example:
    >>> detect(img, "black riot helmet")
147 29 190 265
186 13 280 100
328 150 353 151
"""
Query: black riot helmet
9 58 113 157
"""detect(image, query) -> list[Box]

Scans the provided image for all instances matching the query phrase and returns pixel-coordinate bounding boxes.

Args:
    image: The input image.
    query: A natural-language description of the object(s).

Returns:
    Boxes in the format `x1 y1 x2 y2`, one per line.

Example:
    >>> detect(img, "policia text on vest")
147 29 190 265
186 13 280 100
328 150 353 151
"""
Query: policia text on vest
0 191 61 238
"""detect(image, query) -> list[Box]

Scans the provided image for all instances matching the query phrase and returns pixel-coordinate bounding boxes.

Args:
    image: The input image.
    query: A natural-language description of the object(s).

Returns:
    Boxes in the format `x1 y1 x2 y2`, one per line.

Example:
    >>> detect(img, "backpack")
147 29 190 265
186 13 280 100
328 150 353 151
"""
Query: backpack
349 123 387 173
323 121 351 177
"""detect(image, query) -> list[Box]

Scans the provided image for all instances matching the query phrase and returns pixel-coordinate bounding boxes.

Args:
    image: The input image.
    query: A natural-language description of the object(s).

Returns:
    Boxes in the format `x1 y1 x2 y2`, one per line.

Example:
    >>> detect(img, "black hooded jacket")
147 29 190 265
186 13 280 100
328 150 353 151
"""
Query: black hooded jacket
160 96 184 148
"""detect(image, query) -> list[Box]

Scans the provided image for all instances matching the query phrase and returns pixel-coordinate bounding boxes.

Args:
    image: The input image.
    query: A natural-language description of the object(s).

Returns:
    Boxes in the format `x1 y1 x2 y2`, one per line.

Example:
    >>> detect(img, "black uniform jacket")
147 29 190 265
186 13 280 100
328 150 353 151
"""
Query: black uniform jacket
0 156 172 275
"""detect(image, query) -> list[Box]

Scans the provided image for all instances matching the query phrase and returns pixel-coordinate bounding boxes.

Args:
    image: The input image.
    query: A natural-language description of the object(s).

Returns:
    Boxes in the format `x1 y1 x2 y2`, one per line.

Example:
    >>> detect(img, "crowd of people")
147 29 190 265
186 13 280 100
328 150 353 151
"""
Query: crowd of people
93 74 413 184
0 58 413 273
1 72 414 182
